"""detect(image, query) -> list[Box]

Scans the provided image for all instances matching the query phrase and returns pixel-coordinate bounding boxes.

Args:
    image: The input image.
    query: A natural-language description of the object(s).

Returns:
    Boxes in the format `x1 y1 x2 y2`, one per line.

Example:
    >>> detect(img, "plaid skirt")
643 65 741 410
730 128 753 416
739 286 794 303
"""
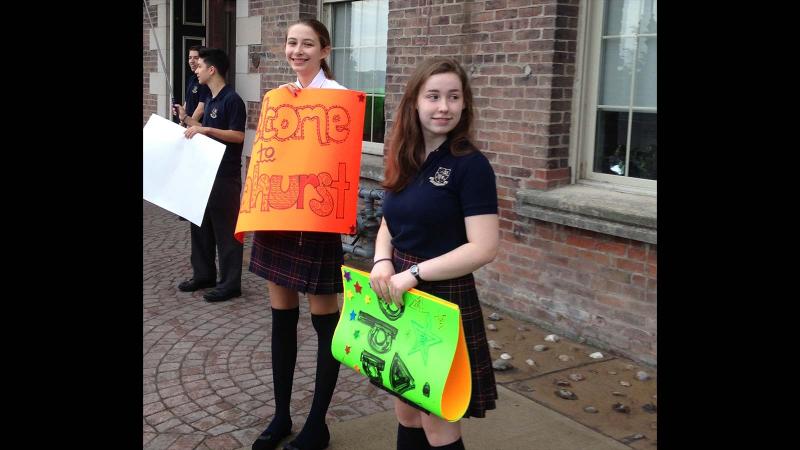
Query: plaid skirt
392 248 498 419
249 231 343 295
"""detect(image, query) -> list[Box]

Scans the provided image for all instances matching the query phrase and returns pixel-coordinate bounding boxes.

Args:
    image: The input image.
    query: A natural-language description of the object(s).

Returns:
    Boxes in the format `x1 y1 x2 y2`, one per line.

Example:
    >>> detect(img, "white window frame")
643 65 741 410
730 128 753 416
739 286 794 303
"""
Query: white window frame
571 0 656 194
321 0 387 156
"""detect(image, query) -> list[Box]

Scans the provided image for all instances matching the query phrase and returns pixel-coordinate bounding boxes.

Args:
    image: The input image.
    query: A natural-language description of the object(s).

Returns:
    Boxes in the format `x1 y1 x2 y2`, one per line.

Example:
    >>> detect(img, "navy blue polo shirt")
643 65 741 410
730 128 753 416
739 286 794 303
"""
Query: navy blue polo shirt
201 84 246 178
185 74 211 117
382 140 498 259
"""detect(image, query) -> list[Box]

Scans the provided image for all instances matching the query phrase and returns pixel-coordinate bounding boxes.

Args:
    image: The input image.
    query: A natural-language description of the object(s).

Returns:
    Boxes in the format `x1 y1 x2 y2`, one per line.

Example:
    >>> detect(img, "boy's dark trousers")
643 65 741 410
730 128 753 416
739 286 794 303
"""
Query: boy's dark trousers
189 174 243 293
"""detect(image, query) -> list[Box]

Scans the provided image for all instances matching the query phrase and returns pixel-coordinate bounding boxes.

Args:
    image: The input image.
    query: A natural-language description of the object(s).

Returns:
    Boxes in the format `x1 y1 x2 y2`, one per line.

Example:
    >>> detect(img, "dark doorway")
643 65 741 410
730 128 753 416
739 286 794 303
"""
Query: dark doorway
172 0 207 113
206 0 237 87
172 0 237 118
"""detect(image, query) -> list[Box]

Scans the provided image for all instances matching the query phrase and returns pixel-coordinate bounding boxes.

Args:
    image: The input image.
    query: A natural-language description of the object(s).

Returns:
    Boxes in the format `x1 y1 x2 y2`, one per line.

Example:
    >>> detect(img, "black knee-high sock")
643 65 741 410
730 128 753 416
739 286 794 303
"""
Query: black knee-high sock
397 423 431 450
267 307 299 433
293 311 340 444
430 437 465 450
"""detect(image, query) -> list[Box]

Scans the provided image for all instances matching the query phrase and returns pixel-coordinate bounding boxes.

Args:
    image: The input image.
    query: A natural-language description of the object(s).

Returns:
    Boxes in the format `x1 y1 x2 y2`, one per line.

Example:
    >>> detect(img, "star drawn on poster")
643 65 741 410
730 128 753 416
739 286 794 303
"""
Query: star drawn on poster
354 282 363 294
354 364 360 374
408 314 443 366
346 290 354 301
344 271 352 282
345 345 351 355
349 310 357 321
354 329 361 339
364 295 372 305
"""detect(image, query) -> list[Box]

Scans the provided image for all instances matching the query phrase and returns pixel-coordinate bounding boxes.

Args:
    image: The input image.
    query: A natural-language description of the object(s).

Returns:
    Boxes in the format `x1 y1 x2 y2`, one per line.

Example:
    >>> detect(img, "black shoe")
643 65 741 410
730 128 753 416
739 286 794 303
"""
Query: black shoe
203 288 242 302
252 426 292 450
177 278 216 292
283 424 329 450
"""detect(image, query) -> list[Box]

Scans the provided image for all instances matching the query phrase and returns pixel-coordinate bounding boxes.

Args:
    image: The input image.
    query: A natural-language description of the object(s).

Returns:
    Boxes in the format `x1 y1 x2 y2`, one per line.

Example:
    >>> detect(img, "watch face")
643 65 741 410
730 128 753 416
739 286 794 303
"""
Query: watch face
410 265 418 276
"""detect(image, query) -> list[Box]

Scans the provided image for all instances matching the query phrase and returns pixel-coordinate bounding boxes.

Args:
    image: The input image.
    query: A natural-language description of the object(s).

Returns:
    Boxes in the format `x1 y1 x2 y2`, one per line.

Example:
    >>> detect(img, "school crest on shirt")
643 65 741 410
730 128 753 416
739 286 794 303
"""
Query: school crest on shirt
192 86 198 94
429 167 451 187
210 108 218 119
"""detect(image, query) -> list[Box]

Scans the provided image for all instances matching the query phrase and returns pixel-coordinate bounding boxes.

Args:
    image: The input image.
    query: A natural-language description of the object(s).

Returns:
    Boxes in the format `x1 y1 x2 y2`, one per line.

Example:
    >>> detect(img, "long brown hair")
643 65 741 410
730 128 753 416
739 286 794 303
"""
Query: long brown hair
382 57 475 192
288 19 334 80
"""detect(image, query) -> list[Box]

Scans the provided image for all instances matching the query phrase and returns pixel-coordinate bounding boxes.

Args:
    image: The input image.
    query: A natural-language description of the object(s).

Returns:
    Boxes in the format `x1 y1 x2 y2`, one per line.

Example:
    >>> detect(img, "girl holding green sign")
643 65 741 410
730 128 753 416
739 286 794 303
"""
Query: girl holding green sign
370 57 500 450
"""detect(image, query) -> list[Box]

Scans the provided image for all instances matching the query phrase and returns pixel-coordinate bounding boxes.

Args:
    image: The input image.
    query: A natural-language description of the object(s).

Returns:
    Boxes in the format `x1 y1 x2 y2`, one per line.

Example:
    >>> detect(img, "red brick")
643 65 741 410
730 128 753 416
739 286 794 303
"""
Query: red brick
581 250 610 266
552 242 579 258
534 224 553 240
631 274 647 288
623 244 647 261
565 234 596 250
534 167 570 180
647 246 657 263
595 241 627 256
615 257 645 274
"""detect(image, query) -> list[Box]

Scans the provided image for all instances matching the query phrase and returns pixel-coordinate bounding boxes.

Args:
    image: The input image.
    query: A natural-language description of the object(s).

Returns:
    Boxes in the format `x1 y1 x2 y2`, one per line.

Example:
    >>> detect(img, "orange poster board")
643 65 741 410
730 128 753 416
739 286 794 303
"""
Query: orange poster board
234 88 366 242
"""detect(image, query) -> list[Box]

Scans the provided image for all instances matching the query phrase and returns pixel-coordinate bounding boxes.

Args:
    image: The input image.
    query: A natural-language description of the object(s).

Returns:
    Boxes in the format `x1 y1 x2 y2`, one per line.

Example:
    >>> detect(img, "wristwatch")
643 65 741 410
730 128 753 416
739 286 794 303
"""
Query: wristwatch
409 264 423 283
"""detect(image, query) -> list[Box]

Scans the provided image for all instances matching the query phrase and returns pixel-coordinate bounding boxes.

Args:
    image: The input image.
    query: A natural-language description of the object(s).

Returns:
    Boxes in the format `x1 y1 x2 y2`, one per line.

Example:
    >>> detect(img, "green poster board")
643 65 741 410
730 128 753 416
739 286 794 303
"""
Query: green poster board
332 266 472 422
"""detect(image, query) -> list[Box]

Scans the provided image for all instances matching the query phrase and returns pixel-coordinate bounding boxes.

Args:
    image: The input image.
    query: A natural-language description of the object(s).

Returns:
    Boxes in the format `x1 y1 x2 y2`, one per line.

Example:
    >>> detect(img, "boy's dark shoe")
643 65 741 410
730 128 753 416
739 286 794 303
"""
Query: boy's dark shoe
203 288 242 302
178 278 216 292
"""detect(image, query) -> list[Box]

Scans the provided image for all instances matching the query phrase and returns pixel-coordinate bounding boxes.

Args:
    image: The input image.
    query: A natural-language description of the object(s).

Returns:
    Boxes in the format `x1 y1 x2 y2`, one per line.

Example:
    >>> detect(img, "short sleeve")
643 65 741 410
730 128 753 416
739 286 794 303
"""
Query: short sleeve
459 152 498 217
227 95 246 132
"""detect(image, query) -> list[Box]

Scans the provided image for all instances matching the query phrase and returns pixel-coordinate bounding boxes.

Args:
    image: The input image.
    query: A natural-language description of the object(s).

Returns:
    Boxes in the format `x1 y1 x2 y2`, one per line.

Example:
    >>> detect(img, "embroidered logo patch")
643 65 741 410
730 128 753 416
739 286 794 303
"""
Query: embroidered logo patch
192 86 198 94
429 167 451 186
210 108 218 119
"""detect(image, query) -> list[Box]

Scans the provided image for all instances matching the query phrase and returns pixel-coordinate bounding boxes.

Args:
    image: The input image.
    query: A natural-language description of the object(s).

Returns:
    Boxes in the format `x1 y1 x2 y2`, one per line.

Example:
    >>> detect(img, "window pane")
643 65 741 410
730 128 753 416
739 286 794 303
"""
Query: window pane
350 1 363 48
361 0 379 46
628 112 657 180
360 47 377 92
343 48 356 88
328 0 388 145
334 3 350 47
593 110 629 176
599 37 634 107
372 95 385 143
377 0 388 42
184 0 204 25
634 36 656 108
363 96 373 142
641 0 657 34
375 46 387 92
604 0 641 36
332 48 345 82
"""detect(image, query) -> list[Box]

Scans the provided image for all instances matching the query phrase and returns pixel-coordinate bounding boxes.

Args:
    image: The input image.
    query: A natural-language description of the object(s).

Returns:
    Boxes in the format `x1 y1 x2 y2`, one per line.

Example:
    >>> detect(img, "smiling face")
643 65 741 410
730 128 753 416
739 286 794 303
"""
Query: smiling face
416 72 465 142
285 23 330 78
187 50 200 72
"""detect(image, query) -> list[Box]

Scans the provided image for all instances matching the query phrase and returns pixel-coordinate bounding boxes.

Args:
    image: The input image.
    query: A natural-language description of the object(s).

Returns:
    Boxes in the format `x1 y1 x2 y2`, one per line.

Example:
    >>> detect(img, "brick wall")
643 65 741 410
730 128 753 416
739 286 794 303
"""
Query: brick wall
143 3 160 126
385 0 577 189
480 219 657 366
385 0 656 365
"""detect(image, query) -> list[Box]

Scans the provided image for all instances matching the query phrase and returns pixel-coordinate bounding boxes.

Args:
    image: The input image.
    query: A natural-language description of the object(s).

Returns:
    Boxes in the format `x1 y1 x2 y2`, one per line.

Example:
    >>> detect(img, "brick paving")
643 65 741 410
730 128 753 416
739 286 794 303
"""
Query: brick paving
143 200 396 449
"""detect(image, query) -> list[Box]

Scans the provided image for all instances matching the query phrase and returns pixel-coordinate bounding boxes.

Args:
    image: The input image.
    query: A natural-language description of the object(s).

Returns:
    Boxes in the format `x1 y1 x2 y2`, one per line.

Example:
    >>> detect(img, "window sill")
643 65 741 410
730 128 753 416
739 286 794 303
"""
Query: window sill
360 153 384 182
516 184 656 244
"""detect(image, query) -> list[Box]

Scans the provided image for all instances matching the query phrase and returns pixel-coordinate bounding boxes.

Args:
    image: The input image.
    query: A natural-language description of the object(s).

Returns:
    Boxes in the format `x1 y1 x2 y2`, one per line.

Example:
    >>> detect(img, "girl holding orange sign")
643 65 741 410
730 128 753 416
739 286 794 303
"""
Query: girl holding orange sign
249 19 346 450
369 57 500 450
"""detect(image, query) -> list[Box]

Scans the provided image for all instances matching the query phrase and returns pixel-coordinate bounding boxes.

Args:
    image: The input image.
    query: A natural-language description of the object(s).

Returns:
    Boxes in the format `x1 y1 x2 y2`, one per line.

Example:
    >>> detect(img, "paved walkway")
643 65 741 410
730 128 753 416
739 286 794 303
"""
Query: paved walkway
143 200 647 449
